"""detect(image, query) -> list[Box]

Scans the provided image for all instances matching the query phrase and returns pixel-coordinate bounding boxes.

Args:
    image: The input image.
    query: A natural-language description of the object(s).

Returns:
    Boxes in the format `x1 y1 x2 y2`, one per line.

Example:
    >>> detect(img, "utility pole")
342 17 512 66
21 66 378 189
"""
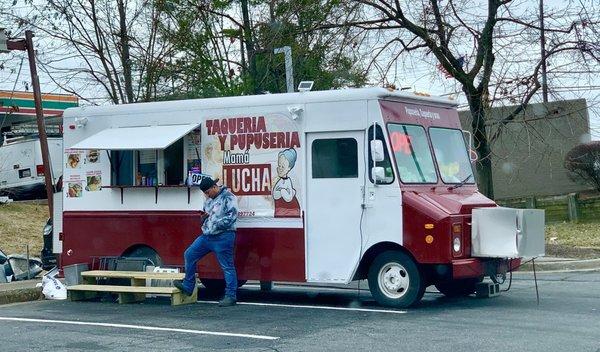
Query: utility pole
274 46 294 93
0 29 54 216
241 0 258 94
540 0 549 103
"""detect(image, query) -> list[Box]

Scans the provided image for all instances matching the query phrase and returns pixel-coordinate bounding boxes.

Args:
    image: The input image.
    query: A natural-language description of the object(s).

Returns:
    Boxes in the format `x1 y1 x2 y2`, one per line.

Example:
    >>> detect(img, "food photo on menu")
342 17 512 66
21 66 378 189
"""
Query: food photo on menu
86 150 100 163
85 175 102 191
67 153 81 169
67 182 83 198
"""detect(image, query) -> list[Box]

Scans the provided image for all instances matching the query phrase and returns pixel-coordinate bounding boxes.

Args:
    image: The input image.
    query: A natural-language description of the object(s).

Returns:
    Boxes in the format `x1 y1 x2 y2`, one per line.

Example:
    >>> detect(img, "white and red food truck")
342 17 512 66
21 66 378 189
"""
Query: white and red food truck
55 87 544 307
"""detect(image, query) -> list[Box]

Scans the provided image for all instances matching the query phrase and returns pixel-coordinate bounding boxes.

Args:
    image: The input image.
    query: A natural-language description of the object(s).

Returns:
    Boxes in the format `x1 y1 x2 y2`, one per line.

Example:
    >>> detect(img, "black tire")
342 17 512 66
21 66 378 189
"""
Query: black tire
367 251 425 308
123 246 163 267
435 278 481 297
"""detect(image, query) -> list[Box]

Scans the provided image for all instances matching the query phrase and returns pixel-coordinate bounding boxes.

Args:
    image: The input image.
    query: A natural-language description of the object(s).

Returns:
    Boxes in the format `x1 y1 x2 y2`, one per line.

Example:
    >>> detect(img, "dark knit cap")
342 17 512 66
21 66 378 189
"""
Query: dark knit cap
198 176 217 192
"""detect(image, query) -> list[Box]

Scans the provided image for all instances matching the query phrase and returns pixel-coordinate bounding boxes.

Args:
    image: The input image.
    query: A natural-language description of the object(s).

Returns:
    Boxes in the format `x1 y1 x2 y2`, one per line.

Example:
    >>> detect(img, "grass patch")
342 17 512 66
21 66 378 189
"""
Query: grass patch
545 220 600 249
0 201 48 256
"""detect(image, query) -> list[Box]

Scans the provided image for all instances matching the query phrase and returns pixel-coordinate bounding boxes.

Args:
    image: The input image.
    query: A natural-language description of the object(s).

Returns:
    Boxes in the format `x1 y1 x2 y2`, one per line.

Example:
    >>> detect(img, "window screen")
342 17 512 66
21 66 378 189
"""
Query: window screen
312 138 358 178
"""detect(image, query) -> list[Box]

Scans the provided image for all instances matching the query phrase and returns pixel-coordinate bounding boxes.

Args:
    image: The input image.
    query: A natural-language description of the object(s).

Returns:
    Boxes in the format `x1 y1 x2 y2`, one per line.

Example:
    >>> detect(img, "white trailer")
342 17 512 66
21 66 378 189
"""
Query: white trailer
0 136 62 200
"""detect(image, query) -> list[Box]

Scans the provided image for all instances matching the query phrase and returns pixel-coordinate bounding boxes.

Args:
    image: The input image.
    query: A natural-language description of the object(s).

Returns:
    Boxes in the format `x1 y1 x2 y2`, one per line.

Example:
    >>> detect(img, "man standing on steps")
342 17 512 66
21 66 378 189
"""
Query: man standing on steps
174 176 239 307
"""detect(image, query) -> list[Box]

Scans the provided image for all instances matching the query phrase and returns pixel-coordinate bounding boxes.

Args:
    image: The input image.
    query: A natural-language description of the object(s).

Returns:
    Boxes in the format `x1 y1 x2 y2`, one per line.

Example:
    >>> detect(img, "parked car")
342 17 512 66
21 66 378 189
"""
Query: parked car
41 217 57 270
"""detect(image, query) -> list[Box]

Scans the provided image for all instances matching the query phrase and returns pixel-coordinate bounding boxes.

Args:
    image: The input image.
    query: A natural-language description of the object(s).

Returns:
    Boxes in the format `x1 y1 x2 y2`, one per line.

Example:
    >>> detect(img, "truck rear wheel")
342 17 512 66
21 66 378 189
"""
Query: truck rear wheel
435 278 481 297
123 246 162 267
368 251 425 308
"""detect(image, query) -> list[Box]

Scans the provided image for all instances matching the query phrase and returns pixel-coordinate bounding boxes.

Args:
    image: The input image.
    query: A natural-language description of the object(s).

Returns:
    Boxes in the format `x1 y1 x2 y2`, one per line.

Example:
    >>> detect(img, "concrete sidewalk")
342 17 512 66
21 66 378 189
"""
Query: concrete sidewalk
518 256 600 272
0 278 43 305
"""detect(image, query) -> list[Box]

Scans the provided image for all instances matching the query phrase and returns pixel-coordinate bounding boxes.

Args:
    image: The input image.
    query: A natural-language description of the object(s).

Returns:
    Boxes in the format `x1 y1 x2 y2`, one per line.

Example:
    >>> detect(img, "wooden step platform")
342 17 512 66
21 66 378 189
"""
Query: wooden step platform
67 270 196 306
81 270 186 280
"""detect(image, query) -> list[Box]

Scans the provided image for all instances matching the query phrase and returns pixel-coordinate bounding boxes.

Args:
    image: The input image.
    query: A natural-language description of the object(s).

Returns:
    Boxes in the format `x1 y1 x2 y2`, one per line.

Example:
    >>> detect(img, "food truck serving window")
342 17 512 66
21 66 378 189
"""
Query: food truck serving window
109 136 188 186
69 123 200 187
388 124 437 184
429 127 475 184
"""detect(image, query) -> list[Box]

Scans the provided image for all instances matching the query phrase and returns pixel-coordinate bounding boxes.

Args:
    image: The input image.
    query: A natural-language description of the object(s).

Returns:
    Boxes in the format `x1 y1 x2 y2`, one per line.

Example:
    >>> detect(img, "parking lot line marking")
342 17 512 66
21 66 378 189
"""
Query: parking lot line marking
198 301 407 314
0 317 279 340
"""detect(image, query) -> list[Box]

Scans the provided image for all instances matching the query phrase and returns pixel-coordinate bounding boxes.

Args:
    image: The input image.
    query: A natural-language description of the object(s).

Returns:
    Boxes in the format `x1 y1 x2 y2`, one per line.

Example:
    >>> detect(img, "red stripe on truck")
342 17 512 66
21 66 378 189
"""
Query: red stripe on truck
61 211 306 282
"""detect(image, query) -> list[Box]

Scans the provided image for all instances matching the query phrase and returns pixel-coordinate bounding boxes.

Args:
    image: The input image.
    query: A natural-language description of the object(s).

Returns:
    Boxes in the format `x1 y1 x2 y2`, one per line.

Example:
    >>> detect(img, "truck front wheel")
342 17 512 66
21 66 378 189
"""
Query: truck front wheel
368 251 425 308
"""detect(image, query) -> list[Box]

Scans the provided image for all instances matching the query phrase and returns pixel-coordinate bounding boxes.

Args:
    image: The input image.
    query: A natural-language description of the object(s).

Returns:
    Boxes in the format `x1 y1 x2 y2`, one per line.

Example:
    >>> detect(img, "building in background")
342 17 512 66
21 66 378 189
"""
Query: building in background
0 90 78 200
0 90 78 142
459 99 594 200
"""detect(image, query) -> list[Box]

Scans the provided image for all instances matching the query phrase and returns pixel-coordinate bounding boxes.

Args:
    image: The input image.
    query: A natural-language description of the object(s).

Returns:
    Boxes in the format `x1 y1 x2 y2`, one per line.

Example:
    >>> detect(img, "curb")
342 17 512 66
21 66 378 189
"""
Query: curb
519 258 600 272
0 287 43 305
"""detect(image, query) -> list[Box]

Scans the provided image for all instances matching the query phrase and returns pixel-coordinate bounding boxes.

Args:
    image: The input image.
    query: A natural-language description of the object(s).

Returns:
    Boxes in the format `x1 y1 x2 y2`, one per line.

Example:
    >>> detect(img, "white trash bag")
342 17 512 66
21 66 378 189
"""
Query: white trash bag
39 267 67 300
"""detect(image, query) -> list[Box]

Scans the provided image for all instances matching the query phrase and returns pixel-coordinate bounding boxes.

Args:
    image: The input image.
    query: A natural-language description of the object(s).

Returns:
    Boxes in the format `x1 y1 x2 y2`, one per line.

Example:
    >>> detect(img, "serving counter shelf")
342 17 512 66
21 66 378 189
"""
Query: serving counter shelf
103 185 196 204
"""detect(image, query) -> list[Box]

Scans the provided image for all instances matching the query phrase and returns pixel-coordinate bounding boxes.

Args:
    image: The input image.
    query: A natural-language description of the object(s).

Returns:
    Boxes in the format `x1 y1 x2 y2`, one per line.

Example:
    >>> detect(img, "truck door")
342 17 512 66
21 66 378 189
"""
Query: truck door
306 131 364 283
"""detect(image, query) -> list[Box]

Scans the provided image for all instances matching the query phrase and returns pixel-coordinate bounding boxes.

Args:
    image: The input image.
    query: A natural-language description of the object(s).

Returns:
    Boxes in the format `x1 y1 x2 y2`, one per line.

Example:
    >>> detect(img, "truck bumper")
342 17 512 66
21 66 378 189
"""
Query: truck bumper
452 258 521 279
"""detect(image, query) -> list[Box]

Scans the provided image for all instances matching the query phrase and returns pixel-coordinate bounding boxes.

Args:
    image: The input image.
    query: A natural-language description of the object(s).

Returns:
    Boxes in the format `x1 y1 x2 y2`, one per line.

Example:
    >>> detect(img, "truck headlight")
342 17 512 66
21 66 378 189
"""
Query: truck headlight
451 222 463 256
453 237 461 252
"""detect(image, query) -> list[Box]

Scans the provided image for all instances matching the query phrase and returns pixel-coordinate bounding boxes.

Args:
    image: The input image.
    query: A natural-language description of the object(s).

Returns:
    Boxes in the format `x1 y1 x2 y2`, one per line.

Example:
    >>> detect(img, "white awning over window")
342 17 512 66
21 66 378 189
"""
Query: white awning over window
70 123 200 150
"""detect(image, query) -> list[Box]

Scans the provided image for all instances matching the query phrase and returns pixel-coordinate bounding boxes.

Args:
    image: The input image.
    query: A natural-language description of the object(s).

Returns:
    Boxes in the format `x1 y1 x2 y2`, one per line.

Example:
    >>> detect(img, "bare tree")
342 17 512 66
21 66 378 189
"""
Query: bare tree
0 0 173 104
324 0 600 198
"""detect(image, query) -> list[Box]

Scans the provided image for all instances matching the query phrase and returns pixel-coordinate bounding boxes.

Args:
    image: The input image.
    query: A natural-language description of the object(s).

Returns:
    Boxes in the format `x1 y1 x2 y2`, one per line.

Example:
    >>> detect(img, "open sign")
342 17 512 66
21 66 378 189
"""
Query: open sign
390 131 412 155
187 171 211 186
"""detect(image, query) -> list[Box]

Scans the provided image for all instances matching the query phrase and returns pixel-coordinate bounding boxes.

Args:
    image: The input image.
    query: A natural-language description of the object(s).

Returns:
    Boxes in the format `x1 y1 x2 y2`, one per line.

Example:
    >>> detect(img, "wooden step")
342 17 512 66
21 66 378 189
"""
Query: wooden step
69 284 179 294
67 283 197 306
81 270 185 280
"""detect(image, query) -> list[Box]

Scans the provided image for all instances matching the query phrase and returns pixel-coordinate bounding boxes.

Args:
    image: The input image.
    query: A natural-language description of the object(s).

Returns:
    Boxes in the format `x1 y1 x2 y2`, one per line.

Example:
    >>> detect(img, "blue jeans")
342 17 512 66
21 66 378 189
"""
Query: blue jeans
182 231 238 299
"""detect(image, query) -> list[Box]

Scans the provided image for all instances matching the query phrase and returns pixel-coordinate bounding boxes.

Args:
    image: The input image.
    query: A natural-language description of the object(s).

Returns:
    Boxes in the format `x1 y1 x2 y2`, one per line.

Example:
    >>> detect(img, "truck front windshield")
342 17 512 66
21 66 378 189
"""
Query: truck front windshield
429 127 475 184
388 124 437 183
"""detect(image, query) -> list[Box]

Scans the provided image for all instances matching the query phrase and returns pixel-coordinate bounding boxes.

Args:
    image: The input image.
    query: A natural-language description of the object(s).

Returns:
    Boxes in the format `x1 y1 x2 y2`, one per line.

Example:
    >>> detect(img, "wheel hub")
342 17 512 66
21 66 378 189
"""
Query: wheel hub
378 263 409 299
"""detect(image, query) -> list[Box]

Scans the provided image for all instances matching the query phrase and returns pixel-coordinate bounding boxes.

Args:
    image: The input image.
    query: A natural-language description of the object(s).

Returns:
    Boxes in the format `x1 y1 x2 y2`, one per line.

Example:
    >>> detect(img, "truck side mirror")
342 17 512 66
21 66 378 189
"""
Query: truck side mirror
370 140 384 162
372 167 385 184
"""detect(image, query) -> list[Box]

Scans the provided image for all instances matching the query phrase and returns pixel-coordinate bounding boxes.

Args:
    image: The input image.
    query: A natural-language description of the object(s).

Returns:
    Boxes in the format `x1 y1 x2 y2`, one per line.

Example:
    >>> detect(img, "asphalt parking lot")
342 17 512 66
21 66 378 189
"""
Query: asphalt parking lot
1 271 599 352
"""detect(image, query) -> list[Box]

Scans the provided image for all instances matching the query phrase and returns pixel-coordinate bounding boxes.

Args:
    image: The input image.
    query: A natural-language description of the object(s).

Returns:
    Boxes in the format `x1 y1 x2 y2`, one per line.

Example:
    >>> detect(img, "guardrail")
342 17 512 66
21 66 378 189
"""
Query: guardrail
496 192 600 223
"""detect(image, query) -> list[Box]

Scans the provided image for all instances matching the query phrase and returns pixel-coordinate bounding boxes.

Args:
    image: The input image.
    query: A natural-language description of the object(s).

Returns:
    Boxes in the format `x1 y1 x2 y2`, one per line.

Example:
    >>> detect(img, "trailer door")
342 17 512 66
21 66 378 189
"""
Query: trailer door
306 131 364 283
